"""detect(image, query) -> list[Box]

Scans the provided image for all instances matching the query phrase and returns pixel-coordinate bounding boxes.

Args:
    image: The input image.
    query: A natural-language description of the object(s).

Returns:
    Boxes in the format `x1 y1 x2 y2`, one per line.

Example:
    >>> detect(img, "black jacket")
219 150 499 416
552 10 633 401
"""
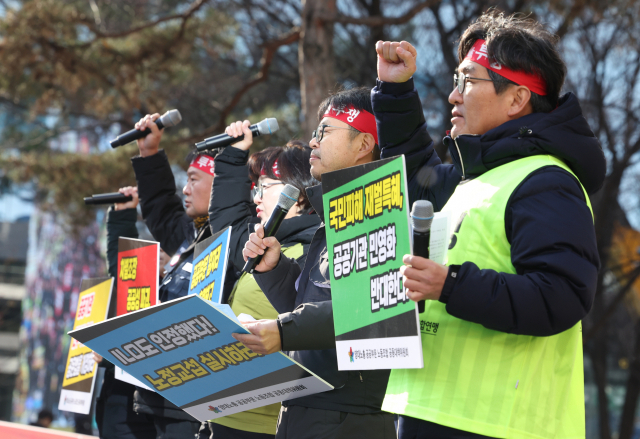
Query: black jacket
106 207 139 318
132 150 194 256
208 146 320 277
254 186 391 414
372 78 605 336
130 150 210 422
96 207 147 439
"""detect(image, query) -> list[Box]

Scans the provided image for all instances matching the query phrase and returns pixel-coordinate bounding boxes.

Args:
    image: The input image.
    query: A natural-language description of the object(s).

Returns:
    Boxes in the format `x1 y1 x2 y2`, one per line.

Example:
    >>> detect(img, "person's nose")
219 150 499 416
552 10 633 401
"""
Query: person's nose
183 183 190 196
449 87 463 105
309 137 320 149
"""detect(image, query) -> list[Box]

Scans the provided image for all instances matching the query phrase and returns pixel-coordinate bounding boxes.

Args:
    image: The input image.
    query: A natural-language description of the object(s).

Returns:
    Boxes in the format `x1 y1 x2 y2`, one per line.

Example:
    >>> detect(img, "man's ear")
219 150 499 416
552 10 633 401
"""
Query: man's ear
356 133 377 161
508 86 533 118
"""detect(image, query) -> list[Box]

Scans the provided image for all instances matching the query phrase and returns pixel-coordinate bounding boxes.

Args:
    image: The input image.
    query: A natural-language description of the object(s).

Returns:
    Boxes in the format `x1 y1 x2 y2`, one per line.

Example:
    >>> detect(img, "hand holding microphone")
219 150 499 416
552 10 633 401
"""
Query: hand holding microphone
401 200 448 312
242 223 283 274
84 192 132 205
110 110 182 150
84 187 139 210
242 184 300 274
114 186 139 211
196 118 278 151
225 120 255 151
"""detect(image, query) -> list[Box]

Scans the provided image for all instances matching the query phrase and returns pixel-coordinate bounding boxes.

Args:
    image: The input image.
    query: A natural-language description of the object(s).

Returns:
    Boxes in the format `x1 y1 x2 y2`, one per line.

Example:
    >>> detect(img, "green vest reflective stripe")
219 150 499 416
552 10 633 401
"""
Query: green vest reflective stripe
211 243 305 434
382 155 590 439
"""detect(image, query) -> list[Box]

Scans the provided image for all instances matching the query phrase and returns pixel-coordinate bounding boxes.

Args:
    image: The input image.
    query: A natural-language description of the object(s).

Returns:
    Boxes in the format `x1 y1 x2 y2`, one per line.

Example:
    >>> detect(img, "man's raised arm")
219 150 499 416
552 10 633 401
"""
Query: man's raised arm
373 40 459 210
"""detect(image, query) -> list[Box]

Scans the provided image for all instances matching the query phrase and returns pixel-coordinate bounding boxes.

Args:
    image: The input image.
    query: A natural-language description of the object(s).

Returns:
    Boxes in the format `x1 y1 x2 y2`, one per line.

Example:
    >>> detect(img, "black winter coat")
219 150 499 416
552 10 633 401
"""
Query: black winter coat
254 186 391 414
130 150 211 422
96 207 148 439
372 78 605 336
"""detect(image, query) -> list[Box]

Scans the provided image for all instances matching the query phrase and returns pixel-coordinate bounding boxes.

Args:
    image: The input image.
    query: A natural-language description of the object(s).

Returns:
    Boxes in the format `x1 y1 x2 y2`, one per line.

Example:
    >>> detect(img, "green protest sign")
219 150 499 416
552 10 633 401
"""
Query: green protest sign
322 156 423 370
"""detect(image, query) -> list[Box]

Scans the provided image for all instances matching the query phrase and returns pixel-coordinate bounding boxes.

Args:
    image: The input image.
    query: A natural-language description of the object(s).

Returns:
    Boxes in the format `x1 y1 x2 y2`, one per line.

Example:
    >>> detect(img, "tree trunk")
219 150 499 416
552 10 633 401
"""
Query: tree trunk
364 0 385 84
589 278 612 439
619 321 640 439
592 341 612 439
299 0 337 139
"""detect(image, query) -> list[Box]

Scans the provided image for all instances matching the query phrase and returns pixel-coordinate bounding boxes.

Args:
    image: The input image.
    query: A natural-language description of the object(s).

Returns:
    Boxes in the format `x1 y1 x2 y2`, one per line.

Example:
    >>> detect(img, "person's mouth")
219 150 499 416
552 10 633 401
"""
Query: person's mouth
451 109 464 124
309 153 320 163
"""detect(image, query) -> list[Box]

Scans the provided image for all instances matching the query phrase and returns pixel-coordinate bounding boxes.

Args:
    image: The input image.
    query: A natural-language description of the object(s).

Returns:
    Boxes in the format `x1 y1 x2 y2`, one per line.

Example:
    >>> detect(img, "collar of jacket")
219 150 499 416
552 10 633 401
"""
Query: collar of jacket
305 184 325 222
279 214 322 246
443 92 606 194
193 215 209 231
186 219 212 254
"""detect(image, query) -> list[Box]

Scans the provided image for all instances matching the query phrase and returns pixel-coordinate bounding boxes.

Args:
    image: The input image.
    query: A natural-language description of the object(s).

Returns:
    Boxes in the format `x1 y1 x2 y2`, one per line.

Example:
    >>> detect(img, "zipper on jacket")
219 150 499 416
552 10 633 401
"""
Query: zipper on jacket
453 137 466 180
359 372 363 383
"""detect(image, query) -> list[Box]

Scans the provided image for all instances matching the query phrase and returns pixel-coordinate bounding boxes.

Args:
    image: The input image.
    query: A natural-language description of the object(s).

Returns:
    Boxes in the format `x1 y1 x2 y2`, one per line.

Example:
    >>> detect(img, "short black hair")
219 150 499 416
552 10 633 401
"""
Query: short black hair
459 11 566 113
317 86 380 160
185 148 222 166
38 409 54 421
248 140 318 214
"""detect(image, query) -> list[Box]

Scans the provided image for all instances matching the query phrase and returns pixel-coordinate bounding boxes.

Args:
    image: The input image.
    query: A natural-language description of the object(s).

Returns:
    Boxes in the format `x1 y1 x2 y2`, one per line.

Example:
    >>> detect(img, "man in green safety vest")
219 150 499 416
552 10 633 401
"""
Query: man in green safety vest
372 10 604 439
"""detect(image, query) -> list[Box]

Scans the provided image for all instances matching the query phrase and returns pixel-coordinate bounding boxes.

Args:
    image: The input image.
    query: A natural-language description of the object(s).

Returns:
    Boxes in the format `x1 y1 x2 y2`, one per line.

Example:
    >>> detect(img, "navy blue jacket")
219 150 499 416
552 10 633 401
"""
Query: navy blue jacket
254 186 391 414
372 78 605 337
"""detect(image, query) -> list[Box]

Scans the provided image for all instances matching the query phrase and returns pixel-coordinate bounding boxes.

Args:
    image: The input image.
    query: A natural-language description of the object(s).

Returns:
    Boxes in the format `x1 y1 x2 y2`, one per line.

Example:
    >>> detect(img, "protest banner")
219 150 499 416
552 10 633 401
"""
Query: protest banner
59 277 113 414
322 156 423 370
113 364 152 390
188 227 231 303
68 295 333 421
115 237 160 385
116 237 159 316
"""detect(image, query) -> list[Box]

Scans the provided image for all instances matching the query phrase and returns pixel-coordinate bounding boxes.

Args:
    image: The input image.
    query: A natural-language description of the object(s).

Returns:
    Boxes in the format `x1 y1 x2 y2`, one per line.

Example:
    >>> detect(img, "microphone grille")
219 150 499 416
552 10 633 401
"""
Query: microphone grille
411 200 434 232
161 109 182 127
278 184 300 210
256 118 279 135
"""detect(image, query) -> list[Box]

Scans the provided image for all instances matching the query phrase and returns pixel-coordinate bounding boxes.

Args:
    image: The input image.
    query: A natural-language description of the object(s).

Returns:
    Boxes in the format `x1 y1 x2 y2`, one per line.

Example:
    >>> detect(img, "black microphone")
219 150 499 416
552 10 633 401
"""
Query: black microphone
196 118 279 151
411 200 434 314
110 109 182 148
243 184 300 274
84 192 133 205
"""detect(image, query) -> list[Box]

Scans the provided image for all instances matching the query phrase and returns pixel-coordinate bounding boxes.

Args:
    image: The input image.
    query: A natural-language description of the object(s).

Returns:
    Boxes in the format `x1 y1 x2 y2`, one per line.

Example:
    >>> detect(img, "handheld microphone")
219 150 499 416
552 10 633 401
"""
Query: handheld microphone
84 192 133 205
196 118 279 151
110 109 182 148
243 184 300 274
410 200 434 314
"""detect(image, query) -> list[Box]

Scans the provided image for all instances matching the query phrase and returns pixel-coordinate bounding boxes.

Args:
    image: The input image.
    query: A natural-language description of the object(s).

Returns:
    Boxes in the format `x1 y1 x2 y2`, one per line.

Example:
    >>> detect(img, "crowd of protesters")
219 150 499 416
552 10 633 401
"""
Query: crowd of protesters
90 10 603 439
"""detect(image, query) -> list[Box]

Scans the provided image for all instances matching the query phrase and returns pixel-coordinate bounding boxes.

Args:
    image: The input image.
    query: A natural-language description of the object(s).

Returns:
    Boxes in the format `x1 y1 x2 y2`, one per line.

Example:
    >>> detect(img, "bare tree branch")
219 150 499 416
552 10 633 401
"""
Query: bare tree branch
80 0 209 45
584 265 640 343
181 26 301 142
317 0 437 26
555 0 587 38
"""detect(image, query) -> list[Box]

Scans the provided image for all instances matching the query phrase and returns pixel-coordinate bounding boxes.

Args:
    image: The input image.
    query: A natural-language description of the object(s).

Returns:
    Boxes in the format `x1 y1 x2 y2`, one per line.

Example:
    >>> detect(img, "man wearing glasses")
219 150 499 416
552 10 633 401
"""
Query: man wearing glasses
372 11 604 439
237 87 396 439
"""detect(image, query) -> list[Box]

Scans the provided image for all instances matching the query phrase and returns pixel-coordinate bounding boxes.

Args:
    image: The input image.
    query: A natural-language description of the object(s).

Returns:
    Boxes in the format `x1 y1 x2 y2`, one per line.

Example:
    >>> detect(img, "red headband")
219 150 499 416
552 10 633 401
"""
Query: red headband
189 155 215 176
464 39 547 96
260 160 281 178
322 105 379 145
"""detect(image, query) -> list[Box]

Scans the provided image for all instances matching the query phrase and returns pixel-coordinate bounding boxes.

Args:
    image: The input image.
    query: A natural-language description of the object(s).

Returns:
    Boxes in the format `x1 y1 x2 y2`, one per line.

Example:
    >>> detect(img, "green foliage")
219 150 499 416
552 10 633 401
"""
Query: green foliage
0 147 137 226
0 0 303 227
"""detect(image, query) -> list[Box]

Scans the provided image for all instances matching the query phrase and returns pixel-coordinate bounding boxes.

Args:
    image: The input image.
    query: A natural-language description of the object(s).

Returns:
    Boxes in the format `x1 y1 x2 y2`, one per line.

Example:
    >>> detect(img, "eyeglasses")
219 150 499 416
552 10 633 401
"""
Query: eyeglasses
453 73 494 94
312 124 357 142
252 182 284 199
